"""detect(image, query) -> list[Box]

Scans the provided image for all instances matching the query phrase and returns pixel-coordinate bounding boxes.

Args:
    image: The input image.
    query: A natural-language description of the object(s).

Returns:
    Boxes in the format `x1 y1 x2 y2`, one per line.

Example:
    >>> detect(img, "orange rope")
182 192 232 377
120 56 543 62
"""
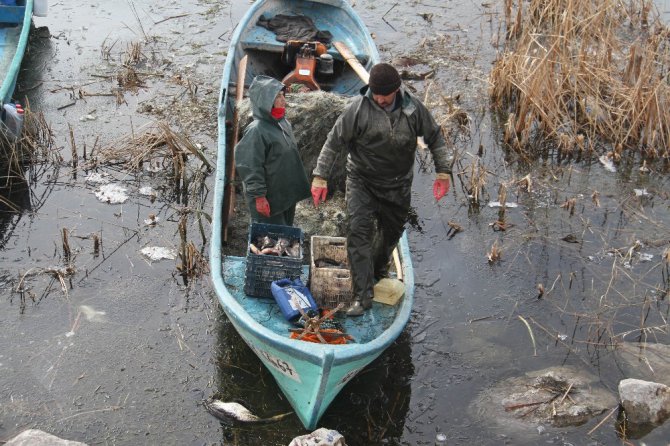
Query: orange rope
290 329 353 344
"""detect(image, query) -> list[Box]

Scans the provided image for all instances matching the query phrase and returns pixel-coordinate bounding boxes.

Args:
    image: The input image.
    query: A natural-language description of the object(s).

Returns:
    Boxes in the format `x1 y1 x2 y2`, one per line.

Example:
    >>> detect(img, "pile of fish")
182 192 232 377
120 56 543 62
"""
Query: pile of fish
249 235 301 257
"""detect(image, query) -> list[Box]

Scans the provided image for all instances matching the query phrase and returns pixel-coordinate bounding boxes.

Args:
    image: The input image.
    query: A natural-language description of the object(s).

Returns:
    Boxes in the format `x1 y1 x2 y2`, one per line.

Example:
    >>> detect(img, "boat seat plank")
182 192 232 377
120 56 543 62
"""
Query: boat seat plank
0 6 25 24
240 26 368 64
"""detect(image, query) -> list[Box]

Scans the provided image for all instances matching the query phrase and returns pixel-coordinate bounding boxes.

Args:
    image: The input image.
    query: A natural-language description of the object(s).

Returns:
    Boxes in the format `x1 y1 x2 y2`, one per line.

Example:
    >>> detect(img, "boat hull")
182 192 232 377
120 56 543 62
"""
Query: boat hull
210 0 415 430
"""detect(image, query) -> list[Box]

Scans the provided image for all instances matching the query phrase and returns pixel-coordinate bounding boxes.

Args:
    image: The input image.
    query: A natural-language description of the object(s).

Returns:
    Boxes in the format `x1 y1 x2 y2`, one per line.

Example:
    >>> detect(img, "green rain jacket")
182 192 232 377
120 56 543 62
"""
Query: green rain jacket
235 76 311 216
313 86 453 187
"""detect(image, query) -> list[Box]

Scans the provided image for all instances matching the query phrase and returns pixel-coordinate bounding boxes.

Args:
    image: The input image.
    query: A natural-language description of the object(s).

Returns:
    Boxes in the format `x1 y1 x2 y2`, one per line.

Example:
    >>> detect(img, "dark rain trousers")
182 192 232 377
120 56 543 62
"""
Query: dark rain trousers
346 174 411 301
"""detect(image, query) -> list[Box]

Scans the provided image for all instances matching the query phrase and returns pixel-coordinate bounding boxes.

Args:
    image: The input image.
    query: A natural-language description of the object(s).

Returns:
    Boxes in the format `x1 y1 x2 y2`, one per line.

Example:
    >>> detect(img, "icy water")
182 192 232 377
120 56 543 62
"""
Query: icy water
1 1 670 445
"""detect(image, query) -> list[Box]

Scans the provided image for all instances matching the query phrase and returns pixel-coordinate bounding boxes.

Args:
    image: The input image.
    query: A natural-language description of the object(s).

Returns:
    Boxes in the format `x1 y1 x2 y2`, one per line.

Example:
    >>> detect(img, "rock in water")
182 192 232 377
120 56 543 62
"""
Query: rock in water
4 429 88 446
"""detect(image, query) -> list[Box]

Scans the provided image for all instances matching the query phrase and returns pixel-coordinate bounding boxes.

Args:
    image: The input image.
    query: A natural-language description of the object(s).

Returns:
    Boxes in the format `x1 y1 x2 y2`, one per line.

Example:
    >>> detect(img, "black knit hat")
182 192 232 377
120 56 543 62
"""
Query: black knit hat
368 63 401 95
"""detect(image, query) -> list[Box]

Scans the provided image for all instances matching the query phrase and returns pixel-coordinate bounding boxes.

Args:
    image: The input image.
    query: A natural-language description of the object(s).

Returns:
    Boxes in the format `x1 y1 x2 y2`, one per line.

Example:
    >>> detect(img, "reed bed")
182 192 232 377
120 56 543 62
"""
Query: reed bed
490 0 670 162
88 121 211 182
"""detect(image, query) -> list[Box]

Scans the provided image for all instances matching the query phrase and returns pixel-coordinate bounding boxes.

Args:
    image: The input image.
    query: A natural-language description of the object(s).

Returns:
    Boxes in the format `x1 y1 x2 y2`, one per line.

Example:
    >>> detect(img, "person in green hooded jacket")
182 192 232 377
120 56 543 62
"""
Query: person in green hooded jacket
235 75 311 226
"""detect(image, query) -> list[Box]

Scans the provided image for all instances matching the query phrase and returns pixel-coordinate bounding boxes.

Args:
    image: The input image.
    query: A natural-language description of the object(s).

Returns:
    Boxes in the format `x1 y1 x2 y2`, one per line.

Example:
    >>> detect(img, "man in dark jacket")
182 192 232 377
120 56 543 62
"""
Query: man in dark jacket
235 75 311 226
311 63 452 316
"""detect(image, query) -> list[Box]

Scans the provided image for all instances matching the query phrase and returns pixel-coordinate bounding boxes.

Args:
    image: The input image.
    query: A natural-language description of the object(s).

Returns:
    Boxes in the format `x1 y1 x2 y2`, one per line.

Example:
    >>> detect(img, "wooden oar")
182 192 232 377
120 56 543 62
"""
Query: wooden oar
223 55 248 242
333 42 405 281
333 41 369 84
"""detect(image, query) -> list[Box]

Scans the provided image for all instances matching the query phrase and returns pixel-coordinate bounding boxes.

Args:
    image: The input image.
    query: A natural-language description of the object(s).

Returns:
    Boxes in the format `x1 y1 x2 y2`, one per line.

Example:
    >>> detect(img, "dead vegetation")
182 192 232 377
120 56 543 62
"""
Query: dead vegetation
83 120 211 181
490 0 670 164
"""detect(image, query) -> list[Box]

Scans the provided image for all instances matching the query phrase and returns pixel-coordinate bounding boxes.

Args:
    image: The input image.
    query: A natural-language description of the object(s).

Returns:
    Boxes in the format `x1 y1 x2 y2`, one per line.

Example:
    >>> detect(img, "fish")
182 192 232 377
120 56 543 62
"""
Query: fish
203 398 292 424
275 237 290 255
249 243 261 255
286 240 301 258
256 235 276 250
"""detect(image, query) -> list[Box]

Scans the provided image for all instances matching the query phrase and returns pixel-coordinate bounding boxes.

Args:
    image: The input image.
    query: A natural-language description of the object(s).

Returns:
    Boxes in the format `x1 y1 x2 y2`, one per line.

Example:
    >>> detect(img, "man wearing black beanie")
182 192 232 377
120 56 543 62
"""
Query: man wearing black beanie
311 62 453 316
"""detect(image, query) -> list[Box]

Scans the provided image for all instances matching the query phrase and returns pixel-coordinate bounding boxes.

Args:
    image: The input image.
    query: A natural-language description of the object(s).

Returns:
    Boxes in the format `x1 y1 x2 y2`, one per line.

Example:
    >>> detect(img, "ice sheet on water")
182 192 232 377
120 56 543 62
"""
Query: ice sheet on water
140 246 177 261
95 184 128 204
487 201 519 208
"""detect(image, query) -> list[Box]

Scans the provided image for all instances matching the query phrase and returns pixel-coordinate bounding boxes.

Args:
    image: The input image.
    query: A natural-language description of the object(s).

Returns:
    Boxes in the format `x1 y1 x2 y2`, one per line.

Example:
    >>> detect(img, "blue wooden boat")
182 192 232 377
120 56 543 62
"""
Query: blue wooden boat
210 0 415 430
0 0 33 107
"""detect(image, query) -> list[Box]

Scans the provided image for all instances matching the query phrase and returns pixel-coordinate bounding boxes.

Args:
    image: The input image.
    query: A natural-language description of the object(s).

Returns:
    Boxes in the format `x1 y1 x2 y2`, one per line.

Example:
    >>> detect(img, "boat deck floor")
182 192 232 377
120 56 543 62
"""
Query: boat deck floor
223 256 400 344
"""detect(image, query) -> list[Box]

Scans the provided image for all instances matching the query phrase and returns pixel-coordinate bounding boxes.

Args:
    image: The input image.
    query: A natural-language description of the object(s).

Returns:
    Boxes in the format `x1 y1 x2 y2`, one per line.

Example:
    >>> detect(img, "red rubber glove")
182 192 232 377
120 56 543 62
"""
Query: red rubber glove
311 177 328 207
255 197 271 217
433 175 450 201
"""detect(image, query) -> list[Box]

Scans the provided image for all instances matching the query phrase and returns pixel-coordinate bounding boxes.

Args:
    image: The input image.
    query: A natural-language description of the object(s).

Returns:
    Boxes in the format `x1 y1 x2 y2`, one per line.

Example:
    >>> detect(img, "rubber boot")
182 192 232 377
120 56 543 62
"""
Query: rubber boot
346 294 372 317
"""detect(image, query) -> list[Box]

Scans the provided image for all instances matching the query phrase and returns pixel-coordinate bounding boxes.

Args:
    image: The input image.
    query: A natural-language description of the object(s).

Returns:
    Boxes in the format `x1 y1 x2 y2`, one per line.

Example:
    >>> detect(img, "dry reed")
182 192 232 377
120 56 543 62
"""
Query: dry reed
87 121 211 184
491 0 670 162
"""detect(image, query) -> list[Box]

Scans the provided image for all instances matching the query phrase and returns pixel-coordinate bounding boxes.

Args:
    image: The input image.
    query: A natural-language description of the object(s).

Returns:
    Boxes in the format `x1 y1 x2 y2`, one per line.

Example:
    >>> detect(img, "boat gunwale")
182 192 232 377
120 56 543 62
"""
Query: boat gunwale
0 0 32 105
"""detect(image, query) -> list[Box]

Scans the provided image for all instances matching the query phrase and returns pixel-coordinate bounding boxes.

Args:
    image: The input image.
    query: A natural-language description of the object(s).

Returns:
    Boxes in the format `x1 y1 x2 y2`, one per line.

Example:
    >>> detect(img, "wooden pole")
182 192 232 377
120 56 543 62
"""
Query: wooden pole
223 55 248 242
333 41 370 84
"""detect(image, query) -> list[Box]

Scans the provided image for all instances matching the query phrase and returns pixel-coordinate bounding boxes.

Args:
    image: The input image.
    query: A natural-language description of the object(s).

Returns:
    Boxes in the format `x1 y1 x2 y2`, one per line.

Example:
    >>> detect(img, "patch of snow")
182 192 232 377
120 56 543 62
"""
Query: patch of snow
139 186 156 196
85 172 107 184
488 201 519 208
95 184 128 204
141 246 177 261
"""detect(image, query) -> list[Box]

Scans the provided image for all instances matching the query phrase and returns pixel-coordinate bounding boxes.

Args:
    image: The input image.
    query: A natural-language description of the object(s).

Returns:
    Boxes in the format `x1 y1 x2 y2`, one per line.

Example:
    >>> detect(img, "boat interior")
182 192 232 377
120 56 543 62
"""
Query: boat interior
0 1 25 96
224 258 401 345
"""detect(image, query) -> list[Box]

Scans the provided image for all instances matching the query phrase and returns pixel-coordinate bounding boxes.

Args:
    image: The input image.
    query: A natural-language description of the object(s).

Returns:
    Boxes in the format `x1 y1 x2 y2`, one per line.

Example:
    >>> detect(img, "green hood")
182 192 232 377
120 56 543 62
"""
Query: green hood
248 75 285 122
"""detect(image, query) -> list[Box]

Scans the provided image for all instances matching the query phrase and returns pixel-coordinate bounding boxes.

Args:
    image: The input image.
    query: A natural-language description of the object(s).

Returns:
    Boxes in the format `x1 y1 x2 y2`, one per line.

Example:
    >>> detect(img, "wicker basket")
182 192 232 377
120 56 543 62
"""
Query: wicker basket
309 236 353 308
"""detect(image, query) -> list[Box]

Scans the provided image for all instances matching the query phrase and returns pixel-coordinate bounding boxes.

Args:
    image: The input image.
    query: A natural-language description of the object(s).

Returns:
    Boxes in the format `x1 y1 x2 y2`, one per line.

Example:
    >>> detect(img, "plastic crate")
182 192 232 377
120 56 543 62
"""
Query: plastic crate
244 223 304 298
309 236 353 308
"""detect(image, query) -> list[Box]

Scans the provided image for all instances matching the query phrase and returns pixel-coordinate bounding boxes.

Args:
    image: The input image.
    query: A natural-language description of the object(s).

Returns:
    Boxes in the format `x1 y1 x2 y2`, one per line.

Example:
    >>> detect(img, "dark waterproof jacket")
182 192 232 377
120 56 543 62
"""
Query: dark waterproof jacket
313 86 452 187
235 76 311 215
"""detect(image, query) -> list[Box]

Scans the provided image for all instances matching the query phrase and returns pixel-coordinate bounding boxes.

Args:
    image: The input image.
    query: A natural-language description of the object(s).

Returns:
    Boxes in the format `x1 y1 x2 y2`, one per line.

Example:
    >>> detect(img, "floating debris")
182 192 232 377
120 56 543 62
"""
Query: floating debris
204 398 292 424
598 155 616 172
591 190 600 207
140 246 177 261
561 234 580 243
639 253 653 262
634 188 651 197
79 114 97 122
95 184 128 204
85 172 107 184
79 304 106 322
487 240 502 263
144 214 159 226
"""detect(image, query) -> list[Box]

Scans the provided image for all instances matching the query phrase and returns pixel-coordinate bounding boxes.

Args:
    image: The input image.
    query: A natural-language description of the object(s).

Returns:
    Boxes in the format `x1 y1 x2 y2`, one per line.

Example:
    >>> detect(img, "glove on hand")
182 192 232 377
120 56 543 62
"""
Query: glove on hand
433 173 450 201
311 177 328 207
255 197 271 217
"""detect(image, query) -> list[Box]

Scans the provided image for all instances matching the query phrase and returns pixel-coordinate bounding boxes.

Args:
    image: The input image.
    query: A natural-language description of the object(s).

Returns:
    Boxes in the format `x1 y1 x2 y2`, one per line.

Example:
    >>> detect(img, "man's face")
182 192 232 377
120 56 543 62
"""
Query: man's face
372 89 398 109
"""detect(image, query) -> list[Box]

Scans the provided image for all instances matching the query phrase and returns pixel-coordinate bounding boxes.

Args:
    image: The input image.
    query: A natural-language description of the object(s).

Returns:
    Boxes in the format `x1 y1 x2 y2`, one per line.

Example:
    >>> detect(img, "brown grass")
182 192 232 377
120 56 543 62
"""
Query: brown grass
490 0 670 162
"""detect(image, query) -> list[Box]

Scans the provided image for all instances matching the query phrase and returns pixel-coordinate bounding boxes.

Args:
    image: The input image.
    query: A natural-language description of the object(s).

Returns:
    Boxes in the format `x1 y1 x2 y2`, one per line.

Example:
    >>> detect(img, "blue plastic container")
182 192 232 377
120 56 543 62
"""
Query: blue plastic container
271 278 318 322
0 1 16 6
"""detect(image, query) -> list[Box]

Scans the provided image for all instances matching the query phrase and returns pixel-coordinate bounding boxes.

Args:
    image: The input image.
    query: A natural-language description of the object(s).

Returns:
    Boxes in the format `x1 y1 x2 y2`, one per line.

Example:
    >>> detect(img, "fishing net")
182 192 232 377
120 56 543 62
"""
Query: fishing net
236 90 351 193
